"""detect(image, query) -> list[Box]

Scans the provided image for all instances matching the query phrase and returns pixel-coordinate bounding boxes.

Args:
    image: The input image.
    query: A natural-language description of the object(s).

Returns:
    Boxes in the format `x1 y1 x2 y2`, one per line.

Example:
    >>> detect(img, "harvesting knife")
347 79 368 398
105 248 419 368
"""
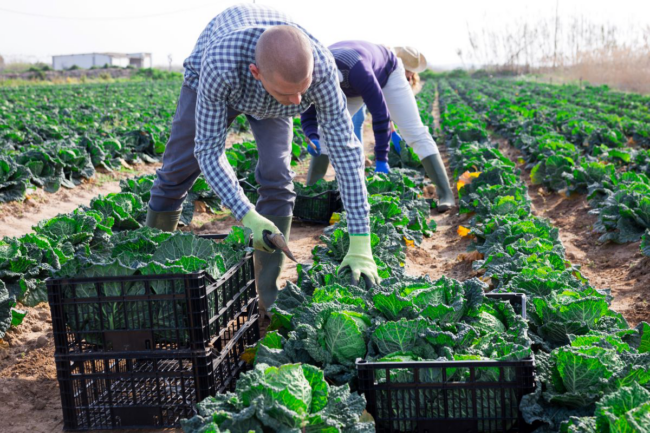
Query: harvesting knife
262 230 298 262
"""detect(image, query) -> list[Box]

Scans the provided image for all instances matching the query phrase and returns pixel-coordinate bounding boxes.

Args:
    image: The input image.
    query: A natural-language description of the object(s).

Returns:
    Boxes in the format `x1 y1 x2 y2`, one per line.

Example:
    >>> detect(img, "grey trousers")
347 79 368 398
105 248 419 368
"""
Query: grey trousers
149 84 296 217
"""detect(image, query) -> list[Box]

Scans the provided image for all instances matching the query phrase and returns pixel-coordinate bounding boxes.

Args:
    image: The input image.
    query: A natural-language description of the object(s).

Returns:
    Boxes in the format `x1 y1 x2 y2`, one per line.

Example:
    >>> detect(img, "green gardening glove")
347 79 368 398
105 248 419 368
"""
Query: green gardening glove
339 234 381 288
242 209 281 253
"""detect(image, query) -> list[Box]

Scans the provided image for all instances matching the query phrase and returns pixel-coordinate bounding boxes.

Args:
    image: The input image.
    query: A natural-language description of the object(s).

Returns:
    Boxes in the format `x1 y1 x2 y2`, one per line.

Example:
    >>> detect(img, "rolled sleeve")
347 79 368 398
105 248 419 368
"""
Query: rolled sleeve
310 72 370 234
194 68 254 220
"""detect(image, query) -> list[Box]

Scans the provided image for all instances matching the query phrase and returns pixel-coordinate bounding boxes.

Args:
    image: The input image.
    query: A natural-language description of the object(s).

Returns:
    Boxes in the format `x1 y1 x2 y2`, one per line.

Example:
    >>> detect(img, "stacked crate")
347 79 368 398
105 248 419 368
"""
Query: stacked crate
46 234 258 430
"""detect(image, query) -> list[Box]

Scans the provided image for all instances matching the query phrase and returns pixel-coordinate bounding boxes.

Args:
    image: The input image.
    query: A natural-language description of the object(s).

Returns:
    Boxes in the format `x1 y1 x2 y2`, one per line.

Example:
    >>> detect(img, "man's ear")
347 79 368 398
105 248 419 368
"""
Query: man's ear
249 63 261 80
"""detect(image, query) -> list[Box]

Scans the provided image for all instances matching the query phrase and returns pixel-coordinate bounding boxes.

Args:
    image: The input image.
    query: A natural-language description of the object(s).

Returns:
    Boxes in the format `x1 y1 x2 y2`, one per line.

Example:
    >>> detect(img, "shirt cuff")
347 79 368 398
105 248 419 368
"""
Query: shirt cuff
347 216 370 235
228 188 255 221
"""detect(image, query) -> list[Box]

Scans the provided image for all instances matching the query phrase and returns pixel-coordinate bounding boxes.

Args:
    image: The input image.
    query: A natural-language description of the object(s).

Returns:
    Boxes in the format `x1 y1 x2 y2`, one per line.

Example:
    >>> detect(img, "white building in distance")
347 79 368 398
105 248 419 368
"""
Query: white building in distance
52 52 152 70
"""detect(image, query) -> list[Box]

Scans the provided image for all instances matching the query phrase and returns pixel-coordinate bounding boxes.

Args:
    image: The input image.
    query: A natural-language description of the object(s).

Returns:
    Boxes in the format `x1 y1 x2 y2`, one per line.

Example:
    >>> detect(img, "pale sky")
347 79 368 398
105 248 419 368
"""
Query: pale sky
1 0 649 68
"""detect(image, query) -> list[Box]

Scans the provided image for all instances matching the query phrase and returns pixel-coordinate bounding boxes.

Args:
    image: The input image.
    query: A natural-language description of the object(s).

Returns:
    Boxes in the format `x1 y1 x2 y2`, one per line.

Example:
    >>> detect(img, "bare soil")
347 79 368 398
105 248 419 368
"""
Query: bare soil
0 163 160 238
0 305 61 433
404 90 472 282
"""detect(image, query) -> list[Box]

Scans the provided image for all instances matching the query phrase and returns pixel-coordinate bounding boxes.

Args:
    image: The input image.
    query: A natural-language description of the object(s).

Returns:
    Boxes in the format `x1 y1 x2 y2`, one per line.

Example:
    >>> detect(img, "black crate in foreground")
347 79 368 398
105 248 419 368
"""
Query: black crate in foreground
240 180 342 224
357 357 535 433
357 293 534 433
56 313 260 431
47 234 255 354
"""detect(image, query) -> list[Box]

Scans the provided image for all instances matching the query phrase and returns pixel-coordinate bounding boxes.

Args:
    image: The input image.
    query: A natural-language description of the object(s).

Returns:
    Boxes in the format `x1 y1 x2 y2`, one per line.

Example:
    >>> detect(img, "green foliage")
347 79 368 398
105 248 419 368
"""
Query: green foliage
564 161 617 196
590 174 650 243
0 156 31 202
268 273 530 384
458 161 531 220
440 77 650 431
593 382 650 432
0 80 180 202
52 226 250 346
133 68 183 80
180 363 372 433
531 155 576 191
449 141 514 178
642 230 650 257
293 178 338 197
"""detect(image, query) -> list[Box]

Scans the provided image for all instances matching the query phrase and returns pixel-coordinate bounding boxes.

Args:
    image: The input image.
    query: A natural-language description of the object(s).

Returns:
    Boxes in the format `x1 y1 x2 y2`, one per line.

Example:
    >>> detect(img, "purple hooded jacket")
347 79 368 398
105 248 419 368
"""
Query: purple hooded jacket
301 41 398 162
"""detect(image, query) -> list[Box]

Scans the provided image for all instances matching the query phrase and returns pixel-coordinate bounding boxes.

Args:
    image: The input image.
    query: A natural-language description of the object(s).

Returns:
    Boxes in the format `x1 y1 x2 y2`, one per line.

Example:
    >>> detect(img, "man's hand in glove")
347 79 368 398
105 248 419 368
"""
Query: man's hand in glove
307 138 321 157
339 234 381 287
242 209 281 252
375 160 390 174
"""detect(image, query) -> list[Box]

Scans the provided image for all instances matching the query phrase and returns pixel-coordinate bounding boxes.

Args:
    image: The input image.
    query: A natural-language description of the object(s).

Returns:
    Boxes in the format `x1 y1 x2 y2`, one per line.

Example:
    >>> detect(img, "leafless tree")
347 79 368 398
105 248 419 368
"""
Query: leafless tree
461 13 650 92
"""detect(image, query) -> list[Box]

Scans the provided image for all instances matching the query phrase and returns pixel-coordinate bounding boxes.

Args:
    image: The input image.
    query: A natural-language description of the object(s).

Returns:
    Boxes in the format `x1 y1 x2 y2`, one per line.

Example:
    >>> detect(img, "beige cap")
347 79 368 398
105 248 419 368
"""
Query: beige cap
393 46 428 73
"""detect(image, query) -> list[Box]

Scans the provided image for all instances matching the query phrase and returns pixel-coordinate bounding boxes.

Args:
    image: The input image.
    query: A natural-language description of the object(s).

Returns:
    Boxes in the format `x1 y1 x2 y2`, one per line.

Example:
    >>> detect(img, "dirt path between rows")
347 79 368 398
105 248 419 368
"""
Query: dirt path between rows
0 163 161 238
404 90 472 281
0 130 252 240
493 134 650 326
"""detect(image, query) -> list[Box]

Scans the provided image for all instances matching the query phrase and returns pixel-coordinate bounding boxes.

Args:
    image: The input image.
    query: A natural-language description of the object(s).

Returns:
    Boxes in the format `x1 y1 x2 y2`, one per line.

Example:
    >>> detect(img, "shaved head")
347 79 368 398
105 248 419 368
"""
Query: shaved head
255 25 313 84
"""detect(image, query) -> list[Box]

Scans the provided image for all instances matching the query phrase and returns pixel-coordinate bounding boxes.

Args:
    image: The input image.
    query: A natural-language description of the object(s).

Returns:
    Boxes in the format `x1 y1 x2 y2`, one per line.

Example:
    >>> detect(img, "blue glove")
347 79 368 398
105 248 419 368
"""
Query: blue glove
375 160 390 174
307 139 321 157
391 131 403 154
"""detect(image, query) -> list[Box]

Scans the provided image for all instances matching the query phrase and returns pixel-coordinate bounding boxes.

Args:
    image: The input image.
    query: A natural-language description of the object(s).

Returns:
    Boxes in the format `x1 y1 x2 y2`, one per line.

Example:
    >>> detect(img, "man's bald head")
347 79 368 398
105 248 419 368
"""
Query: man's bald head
255 25 313 84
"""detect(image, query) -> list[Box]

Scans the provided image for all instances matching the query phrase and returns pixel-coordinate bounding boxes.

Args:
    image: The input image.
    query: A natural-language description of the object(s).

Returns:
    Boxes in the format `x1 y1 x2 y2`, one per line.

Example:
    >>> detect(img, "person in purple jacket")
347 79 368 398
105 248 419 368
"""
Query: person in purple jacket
300 42 455 212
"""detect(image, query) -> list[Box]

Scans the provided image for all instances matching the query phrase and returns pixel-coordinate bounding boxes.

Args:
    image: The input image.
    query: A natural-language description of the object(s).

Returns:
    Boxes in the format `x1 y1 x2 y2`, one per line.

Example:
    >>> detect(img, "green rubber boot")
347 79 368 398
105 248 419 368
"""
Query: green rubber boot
145 205 182 232
255 214 292 319
421 153 456 213
306 154 330 186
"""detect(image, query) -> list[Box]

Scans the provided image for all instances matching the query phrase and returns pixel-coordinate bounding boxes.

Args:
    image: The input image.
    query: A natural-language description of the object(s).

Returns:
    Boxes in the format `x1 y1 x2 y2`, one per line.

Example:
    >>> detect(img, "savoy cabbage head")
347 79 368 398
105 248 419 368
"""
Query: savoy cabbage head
181 363 373 433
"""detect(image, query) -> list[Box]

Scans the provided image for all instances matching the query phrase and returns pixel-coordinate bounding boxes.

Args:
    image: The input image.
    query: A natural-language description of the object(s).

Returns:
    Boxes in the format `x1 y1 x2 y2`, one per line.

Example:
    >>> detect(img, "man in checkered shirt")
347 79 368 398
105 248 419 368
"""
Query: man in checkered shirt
146 4 379 312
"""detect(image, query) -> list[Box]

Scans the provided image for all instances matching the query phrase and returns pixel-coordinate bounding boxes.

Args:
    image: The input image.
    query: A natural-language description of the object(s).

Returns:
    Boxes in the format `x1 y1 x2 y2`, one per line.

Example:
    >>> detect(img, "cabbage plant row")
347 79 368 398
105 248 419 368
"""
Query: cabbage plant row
438 79 650 432
181 81 532 433
0 81 188 202
445 78 650 258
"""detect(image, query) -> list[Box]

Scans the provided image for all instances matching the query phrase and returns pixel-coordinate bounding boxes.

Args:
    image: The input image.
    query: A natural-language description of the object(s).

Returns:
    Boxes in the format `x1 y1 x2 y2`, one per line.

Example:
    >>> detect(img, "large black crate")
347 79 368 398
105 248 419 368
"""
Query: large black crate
47 234 255 354
240 179 342 224
55 313 260 430
357 293 535 433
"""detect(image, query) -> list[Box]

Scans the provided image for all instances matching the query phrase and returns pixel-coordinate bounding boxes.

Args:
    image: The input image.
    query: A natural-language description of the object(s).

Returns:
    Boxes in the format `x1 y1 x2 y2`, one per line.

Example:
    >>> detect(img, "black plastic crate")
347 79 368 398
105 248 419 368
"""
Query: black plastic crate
47 234 255 354
240 179 342 224
357 293 535 433
56 313 260 431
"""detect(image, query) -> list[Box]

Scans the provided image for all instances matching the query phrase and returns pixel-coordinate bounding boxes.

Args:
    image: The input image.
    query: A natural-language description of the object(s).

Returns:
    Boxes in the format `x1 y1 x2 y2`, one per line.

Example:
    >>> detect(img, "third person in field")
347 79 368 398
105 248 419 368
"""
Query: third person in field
300 41 456 212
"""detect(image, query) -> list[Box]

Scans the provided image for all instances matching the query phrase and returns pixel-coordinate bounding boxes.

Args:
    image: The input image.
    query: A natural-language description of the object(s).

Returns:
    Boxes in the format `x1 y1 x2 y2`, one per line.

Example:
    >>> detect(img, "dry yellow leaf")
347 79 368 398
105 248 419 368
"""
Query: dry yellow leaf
240 347 257 365
457 171 481 190
329 212 341 225
457 250 484 262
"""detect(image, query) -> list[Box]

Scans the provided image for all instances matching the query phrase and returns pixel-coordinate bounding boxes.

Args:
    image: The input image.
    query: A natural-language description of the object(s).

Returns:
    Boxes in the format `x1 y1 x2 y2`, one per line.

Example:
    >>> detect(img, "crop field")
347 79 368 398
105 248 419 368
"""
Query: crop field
0 76 649 433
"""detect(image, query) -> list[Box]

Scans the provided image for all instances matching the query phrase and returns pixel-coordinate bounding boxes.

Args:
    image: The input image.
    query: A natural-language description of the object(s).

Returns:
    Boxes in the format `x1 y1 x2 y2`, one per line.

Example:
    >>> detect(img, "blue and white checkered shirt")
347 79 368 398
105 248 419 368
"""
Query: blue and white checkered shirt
183 4 369 234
